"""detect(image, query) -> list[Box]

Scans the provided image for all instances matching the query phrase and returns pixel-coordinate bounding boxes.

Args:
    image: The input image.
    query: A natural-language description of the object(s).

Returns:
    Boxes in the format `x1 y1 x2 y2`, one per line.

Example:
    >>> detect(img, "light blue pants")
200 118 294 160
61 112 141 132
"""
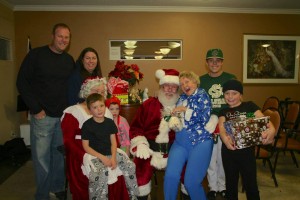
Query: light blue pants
164 129 213 200
30 115 65 200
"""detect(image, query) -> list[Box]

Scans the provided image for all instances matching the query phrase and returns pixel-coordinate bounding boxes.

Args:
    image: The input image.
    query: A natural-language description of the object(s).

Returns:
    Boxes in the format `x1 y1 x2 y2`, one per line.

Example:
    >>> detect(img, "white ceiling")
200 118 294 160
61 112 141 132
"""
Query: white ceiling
1 0 300 14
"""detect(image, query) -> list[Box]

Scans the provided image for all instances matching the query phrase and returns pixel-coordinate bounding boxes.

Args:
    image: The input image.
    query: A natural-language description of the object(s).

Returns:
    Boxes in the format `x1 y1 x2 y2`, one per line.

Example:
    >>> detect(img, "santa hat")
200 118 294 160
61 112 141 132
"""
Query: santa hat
155 69 180 85
105 95 121 108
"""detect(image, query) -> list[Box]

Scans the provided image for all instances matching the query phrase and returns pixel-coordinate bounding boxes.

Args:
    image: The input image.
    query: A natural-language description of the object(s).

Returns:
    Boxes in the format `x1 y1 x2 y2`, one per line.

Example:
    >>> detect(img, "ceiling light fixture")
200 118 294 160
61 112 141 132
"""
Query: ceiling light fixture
155 55 163 59
125 56 134 60
124 49 135 55
168 42 181 48
125 45 137 49
124 40 137 47
160 48 171 55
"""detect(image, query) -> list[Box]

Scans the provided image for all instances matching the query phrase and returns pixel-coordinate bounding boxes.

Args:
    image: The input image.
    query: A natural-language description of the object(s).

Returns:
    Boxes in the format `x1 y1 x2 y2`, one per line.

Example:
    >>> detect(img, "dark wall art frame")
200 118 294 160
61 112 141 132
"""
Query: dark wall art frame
243 35 299 84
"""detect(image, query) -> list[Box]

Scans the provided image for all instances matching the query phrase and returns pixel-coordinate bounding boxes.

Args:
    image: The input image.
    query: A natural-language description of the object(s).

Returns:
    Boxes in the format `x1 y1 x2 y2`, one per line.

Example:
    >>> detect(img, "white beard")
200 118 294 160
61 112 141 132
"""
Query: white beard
155 89 182 144
157 89 179 108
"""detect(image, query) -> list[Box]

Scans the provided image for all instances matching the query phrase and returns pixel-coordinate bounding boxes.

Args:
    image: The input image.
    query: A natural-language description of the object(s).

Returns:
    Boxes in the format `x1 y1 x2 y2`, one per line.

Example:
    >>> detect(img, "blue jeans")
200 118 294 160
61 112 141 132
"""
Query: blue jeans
164 129 213 200
30 115 65 200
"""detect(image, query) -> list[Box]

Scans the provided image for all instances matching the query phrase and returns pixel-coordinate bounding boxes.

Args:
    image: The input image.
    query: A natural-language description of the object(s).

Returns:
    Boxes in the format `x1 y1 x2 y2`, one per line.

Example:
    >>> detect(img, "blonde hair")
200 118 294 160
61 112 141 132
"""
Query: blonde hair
79 76 107 99
179 71 200 87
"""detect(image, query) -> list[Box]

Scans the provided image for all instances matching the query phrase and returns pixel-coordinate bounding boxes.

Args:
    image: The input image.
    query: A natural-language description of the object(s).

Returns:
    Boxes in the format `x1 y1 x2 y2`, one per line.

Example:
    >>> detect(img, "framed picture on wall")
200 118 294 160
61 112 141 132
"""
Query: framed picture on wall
243 35 300 83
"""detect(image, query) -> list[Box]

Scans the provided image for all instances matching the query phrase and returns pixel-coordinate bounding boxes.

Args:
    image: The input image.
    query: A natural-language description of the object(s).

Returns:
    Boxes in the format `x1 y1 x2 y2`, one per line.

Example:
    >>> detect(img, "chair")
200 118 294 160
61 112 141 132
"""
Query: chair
255 108 281 187
274 102 300 171
262 96 280 112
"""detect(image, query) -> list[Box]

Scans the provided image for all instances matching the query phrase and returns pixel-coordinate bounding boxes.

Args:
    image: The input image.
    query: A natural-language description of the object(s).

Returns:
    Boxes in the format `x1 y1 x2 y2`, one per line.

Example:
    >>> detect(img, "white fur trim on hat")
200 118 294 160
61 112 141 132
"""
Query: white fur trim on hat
160 75 179 85
155 69 179 85
156 69 165 79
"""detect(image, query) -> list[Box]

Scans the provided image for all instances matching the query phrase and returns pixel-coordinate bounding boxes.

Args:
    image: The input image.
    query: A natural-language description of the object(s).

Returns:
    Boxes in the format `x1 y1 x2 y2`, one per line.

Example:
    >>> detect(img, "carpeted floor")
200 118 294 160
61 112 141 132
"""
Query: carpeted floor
0 152 300 200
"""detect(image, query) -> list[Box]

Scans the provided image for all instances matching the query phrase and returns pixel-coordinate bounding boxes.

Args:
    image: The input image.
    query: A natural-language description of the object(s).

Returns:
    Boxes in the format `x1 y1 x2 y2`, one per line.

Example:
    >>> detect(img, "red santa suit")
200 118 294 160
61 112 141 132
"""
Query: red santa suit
61 105 130 200
130 68 180 197
130 97 176 196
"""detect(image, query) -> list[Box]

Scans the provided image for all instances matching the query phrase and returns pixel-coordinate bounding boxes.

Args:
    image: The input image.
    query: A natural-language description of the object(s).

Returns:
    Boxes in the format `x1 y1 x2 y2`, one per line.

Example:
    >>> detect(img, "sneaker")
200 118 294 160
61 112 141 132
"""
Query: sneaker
219 190 227 199
207 191 217 200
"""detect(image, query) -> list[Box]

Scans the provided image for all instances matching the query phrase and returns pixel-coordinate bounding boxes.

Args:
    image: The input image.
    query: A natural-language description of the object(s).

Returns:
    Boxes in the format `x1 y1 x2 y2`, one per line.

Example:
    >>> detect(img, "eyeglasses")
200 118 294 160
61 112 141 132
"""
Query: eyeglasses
163 84 178 90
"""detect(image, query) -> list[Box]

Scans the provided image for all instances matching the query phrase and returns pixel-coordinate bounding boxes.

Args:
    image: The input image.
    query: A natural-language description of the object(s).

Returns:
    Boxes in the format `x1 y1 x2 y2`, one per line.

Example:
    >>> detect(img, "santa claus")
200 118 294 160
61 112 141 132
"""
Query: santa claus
130 69 181 200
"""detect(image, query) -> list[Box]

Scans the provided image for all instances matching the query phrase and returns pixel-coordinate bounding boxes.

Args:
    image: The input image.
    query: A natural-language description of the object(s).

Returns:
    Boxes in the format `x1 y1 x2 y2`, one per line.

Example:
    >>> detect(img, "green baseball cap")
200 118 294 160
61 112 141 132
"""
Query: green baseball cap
206 48 224 59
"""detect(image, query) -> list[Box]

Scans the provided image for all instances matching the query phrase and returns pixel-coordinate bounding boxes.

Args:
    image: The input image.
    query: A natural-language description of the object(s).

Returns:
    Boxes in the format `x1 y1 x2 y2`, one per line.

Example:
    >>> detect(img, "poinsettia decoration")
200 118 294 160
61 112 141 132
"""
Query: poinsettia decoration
108 61 144 86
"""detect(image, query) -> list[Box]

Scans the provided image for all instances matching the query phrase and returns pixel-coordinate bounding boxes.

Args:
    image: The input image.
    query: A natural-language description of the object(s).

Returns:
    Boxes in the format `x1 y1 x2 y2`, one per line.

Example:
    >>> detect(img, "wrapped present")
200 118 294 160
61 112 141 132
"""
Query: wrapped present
115 94 129 105
224 116 270 149
107 77 129 104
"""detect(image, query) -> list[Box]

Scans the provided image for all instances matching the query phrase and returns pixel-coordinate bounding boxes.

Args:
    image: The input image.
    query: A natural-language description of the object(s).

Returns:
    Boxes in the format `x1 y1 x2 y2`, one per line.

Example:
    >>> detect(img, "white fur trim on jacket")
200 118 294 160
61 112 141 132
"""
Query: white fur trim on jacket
156 119 170 143
138 180 152 196
181 183 189 195
150 151 168 170
130 135 149 156
156 115 183 143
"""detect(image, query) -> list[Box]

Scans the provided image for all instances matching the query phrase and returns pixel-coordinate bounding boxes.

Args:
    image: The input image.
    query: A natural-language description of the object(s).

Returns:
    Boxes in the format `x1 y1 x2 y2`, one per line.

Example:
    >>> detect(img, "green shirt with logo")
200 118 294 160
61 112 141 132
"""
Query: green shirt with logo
200 72 236 115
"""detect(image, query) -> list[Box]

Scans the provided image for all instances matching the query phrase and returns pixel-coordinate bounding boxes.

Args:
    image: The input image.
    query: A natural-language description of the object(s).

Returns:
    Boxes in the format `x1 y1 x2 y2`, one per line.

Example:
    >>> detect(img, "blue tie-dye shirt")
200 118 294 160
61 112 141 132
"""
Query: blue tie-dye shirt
177 88 212 145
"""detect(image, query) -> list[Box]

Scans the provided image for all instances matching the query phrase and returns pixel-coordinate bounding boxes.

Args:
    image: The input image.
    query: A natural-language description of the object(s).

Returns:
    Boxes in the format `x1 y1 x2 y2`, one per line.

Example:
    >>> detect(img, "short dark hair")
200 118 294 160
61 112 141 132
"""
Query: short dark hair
52 23 71 35
77 47 102 78
86 93 105 109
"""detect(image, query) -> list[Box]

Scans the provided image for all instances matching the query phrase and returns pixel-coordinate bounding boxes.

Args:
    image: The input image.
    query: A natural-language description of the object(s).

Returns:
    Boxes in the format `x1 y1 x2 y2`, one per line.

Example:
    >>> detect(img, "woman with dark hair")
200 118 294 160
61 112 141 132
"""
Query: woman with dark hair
68 47 102 105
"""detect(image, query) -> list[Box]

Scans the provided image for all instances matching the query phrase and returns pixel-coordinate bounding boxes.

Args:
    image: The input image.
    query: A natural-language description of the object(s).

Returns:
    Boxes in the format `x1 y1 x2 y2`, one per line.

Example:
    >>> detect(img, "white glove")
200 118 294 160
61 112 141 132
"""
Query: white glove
169 116 183 132
205 115 219 133
136 143 153 159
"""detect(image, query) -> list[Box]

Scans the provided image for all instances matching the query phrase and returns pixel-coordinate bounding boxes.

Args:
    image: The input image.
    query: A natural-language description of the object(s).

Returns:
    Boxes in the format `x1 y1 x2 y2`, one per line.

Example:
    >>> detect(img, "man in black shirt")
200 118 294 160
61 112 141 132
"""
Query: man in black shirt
16 23 74 200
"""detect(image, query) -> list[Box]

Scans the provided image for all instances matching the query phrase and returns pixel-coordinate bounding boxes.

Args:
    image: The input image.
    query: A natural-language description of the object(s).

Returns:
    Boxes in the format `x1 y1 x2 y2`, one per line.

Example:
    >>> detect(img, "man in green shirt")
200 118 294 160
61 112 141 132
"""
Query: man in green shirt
200 49 236 200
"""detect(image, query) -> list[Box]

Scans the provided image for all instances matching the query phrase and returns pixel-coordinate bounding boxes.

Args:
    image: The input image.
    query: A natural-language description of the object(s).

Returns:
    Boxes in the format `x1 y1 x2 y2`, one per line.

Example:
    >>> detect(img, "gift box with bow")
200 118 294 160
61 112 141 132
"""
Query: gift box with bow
107 77 129 104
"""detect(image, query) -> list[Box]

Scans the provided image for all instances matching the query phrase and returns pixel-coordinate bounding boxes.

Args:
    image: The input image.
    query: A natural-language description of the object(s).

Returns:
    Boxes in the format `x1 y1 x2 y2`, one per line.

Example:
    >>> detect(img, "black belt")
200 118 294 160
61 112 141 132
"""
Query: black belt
148 140 171 154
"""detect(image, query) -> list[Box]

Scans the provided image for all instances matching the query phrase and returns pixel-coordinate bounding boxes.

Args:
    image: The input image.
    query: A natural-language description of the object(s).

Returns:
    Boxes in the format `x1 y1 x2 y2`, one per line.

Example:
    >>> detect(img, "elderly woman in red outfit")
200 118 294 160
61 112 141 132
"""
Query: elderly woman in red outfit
61 76 131 200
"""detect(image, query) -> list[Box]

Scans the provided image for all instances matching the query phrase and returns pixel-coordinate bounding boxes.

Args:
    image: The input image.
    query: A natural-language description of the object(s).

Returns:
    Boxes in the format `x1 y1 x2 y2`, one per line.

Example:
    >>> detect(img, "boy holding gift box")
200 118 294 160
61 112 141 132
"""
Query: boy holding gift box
218 79 276 200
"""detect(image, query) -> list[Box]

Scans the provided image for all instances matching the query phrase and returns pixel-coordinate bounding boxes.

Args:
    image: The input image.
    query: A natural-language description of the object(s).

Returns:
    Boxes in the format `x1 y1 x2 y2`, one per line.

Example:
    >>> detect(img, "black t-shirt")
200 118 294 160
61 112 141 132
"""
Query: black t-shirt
81 117 118 156
219 101 260 120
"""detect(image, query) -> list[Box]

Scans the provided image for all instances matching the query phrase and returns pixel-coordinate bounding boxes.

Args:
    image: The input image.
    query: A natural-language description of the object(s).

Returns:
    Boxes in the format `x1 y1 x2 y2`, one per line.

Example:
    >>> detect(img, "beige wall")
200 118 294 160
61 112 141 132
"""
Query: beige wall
0 4 16 143
2 9 300 143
